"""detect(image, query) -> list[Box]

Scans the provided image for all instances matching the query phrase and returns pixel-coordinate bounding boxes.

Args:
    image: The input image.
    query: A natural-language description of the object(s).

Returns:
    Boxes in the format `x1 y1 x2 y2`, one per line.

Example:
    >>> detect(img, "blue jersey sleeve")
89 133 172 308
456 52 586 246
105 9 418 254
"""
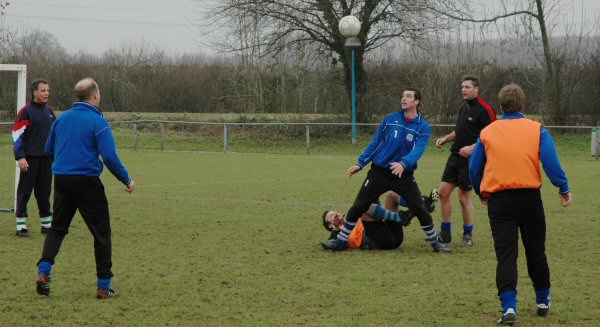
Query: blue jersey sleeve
357 119 386 168
539 127 570 194
96 121 131 185
469 138 487 196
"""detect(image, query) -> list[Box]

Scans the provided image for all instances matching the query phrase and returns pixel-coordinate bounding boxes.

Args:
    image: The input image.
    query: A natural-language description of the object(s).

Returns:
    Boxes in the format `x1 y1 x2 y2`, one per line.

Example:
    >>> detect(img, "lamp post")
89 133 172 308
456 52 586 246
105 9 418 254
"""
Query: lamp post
339 16 361 144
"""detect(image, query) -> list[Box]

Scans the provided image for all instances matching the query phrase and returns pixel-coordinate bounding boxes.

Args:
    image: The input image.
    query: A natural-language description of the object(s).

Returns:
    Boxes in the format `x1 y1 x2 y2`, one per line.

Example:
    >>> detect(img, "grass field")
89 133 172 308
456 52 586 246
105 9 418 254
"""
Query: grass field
0 134 599 326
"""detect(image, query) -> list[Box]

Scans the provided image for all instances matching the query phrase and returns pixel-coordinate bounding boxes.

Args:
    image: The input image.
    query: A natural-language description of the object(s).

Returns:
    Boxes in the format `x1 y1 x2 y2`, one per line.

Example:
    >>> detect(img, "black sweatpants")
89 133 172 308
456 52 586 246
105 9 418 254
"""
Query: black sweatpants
362 220 404 250
39 175 113 279
15 156 52 218
488 188 550 295
346 165 433 228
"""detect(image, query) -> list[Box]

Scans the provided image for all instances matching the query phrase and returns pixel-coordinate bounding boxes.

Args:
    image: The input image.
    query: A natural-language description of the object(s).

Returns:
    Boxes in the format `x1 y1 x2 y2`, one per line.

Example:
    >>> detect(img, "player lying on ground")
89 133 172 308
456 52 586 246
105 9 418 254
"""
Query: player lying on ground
321 190 438 250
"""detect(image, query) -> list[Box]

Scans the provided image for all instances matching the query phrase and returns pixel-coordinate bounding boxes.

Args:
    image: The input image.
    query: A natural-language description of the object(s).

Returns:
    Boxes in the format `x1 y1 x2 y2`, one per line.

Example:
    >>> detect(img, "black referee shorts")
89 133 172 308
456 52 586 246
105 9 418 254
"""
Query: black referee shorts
441 153 472 190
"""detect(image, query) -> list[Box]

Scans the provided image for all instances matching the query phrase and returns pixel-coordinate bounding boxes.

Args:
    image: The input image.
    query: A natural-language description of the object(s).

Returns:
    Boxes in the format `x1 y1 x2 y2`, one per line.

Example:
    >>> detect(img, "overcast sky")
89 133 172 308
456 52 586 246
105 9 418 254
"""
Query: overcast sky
3 0 600 57
3 0 212 55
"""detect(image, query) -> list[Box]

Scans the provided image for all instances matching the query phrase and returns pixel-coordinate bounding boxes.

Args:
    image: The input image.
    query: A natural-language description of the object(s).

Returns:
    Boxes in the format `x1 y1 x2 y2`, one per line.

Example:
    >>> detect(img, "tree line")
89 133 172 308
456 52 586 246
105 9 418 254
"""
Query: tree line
0 29 599 125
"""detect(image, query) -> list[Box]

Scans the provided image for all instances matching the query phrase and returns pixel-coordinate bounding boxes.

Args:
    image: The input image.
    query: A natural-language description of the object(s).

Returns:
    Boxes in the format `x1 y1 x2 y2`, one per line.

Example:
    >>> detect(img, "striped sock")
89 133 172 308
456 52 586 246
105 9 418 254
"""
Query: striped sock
16 217 27 231
422 223 438 243
370 204 401 223
463 224 474 235
499 290 517 314
40 216 52 229
38 261 52 277
97 278 111 290
336 221 357 242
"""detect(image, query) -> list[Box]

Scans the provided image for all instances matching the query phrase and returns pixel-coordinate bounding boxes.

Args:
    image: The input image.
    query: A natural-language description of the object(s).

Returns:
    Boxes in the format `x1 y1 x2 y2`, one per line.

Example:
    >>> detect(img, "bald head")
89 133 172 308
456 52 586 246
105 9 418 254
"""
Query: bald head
74 78 100 104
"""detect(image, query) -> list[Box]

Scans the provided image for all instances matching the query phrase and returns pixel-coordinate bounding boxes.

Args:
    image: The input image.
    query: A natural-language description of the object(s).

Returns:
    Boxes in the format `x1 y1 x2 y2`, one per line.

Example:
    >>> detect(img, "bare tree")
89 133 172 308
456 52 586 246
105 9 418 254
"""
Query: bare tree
428 0 595 125
0 1 12 59
199 0 458 121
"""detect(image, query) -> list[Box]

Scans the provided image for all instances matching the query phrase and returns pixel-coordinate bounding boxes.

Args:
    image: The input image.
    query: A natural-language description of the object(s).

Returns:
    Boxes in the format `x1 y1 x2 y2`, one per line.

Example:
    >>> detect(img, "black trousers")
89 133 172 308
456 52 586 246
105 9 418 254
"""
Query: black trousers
362 220 404 250
488 188 550 295
347 165 433 228
16 156 52 218
39 175 113 279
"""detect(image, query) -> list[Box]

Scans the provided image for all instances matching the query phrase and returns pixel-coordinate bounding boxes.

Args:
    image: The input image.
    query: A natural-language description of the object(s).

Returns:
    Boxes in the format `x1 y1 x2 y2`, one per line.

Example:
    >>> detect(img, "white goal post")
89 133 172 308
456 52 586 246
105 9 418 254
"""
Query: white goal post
0 64 27 212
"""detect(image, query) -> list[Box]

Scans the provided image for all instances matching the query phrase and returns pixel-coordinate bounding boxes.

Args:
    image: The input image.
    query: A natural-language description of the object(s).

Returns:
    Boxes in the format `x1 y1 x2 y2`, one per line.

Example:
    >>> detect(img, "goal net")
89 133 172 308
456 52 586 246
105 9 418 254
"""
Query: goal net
0 64 27 212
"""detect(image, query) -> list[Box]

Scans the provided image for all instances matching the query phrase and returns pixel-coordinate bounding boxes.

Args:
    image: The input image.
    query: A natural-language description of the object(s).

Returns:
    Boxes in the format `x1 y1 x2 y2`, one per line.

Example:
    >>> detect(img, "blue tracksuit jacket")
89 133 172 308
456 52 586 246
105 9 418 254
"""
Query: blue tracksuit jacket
358 109 431 173
45 102 131 185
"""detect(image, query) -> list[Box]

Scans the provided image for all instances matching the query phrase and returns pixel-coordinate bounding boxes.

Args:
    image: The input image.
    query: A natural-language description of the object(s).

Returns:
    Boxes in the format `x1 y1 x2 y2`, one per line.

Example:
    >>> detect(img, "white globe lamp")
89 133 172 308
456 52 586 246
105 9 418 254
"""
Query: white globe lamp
338 16 361 47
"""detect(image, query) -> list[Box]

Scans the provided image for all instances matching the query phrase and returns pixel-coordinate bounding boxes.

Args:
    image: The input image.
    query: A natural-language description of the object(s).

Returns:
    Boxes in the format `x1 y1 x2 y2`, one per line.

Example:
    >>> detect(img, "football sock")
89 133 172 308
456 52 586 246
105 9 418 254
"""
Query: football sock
40 216 52 229
422 223 438 243
97 278 111 290
499 290 517 314
398 196 409 208
441 221 452 233
370 204 401 223
336 221 357 242
463 224 474 235
16 217 27 231
38 261 52 277
535 288 550 305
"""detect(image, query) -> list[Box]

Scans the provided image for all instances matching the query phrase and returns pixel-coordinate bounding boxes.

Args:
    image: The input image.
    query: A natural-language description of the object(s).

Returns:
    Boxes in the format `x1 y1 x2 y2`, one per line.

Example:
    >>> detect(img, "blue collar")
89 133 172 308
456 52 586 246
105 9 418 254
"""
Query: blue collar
72 102 103 117
501 112 525 120
397 108 421 123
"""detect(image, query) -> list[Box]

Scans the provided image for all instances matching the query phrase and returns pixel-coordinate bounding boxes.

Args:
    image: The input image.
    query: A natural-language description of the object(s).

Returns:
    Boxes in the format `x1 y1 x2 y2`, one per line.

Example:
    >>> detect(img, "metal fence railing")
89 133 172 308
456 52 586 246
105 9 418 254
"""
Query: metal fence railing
109 120 598 154
2 119 599 156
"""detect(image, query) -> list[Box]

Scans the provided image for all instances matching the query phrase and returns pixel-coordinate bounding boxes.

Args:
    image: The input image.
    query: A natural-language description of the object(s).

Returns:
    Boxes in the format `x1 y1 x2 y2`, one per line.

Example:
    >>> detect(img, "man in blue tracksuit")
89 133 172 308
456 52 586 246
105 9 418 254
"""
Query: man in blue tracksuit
35 78 135 299
12 79 56 236
321 88 451 253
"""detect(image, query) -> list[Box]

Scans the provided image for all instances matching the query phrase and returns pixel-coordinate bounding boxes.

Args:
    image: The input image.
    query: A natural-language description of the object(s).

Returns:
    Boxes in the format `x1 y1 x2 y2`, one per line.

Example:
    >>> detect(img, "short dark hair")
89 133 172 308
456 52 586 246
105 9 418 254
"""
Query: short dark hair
462 75 480 88
74 78 99 101
405 88 422 109
30 79 48 100
322 210 333 231
498 83 525 113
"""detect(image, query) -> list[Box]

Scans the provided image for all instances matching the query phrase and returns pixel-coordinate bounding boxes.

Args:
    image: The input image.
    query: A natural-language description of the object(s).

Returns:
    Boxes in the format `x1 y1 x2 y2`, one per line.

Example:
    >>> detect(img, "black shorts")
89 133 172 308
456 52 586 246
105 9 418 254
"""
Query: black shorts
441 154 472 190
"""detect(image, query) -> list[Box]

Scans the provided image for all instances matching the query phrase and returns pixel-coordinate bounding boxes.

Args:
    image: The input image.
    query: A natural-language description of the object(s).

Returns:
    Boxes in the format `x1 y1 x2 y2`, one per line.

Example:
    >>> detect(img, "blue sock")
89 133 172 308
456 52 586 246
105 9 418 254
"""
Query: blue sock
463 224 474 235
441 221 452 232
370 204 401 223
398 197 408 208
499 291 517 314
38 261 52 277
535 288 550 305
97 278 111 290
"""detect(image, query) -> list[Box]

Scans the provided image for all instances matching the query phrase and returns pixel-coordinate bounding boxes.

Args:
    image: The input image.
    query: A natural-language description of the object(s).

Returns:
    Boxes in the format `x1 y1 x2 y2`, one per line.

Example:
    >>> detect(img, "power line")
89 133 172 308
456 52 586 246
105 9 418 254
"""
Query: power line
11 1 192 14
6 14 189 27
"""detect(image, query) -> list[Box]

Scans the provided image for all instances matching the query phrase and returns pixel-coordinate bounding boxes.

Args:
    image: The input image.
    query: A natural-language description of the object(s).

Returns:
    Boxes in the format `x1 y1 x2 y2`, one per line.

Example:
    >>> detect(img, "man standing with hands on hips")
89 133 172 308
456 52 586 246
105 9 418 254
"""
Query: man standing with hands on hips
35 78 135 299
